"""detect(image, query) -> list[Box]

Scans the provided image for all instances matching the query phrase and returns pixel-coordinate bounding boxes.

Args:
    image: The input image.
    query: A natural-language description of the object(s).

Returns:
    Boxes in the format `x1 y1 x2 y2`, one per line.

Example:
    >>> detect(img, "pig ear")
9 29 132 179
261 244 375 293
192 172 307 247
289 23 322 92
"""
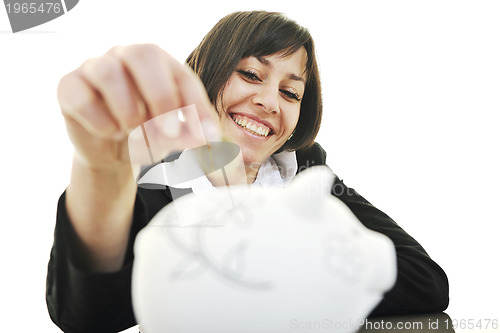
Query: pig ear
286 166 336 217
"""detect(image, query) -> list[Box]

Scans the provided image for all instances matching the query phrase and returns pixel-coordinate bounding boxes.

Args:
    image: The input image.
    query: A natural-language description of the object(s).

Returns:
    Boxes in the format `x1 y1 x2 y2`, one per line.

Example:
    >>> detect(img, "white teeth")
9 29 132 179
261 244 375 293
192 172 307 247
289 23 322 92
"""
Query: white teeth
231 115 270 137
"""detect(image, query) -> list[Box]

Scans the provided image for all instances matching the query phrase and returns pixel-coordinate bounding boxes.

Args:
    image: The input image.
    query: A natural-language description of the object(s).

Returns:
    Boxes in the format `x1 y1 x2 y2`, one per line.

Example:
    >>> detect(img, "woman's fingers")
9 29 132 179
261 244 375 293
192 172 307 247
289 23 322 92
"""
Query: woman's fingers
59 44 222 168
105 44 222 144
118 45 223 165
114 45 182 124
79 55 146 135
58 70 119 137
163 53 222 142
128 105 205 165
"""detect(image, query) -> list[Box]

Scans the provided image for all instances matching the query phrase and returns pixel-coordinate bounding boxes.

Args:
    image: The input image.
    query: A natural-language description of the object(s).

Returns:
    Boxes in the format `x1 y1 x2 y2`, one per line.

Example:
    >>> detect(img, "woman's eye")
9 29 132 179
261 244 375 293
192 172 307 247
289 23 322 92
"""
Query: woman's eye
281 89 301 102
237 70 262 82
237 70 301 102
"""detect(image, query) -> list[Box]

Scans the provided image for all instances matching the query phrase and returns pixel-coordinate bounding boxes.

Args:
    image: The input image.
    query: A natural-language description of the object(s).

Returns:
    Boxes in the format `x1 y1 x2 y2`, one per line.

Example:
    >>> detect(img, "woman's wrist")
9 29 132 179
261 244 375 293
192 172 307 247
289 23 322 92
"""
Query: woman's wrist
65 154 139 272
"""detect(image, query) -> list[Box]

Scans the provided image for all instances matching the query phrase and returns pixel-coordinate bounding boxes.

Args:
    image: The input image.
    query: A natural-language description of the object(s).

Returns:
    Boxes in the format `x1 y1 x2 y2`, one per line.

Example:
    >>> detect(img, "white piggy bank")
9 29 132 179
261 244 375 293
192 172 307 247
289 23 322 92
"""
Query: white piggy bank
132 166 397 333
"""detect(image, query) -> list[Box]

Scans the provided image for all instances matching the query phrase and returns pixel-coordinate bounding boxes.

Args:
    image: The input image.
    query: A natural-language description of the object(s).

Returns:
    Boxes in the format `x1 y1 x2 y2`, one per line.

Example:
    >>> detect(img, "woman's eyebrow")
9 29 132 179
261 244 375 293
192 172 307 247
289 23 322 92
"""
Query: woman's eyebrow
289 73 305 83
256 56 305 83
256 56 270 66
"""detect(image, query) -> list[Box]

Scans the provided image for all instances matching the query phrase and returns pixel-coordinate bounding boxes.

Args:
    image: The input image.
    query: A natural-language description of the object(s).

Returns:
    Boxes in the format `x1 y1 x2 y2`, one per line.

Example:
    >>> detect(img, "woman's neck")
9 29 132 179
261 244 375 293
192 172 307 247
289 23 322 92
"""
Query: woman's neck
205 157 258 187
244 163 261 184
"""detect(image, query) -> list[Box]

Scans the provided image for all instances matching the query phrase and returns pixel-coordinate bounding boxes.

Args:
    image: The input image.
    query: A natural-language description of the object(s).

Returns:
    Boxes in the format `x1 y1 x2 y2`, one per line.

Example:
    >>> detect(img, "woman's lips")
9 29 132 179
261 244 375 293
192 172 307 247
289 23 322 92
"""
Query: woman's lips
230 113 273 137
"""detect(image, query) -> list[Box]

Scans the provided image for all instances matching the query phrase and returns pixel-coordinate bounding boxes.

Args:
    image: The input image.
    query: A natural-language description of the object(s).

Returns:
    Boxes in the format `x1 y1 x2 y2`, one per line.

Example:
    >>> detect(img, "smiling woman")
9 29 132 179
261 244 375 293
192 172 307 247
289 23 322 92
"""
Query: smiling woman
219 51 305 180
186 11 322 154
46 10 449 333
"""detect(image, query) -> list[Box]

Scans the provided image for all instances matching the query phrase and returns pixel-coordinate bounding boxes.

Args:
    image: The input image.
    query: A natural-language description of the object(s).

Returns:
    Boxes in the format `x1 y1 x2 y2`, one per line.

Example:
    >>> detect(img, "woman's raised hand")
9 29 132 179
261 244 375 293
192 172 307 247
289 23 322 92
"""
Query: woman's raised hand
58 44 223 271
58 44 221 170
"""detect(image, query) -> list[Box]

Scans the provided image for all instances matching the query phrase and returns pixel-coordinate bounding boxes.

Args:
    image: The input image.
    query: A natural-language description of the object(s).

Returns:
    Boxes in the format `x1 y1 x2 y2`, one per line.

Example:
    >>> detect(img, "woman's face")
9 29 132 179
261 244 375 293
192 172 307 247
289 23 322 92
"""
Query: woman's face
219 47 307 169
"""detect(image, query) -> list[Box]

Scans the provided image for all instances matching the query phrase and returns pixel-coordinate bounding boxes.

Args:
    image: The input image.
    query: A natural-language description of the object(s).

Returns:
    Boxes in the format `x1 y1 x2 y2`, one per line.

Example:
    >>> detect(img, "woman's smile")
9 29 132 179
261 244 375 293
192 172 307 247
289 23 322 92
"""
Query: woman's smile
229 112 273 138
219 47 307 173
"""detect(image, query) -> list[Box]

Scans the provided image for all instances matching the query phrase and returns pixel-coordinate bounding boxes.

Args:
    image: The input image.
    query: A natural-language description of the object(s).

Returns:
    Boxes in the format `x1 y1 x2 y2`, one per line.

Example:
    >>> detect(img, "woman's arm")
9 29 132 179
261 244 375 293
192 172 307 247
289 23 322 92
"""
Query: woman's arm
333 178 450 315
65 158 138 272
57 44 218 271
46 186 175 333
296 143 449 315
46 190 141 333
47 44 220 332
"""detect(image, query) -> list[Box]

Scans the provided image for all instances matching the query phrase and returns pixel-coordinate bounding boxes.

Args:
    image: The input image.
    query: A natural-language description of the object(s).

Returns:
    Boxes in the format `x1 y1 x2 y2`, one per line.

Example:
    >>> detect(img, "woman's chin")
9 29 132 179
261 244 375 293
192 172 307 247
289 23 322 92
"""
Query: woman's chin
237 146 264 170
222 126 275 170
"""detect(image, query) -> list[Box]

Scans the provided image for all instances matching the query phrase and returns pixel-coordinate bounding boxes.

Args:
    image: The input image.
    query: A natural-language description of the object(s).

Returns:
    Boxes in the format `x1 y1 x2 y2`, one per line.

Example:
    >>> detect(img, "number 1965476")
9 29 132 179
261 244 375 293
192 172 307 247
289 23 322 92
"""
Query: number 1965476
6 2 62 14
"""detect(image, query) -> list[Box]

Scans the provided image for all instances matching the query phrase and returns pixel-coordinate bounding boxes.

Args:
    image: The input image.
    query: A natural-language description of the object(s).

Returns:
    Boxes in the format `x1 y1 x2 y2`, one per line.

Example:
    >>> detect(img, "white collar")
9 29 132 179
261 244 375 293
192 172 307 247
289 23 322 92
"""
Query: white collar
137 150 298 194
253 150 297 188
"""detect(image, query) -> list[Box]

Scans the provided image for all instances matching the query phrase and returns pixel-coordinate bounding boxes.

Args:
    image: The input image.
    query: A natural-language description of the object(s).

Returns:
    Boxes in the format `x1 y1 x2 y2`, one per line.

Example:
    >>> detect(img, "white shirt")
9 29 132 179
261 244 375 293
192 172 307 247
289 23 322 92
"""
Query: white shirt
137 150 298 194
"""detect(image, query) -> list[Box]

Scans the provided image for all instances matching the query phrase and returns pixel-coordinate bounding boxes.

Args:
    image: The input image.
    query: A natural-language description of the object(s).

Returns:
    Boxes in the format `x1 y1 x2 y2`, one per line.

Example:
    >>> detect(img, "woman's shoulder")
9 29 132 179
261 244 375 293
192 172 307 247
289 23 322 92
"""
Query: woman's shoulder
296 142 328 172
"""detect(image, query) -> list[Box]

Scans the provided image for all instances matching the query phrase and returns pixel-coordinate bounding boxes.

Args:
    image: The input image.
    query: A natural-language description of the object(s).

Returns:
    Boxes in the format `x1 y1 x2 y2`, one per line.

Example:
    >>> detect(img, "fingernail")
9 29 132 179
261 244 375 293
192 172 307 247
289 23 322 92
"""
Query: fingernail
162 112 181 138
201 119 222 142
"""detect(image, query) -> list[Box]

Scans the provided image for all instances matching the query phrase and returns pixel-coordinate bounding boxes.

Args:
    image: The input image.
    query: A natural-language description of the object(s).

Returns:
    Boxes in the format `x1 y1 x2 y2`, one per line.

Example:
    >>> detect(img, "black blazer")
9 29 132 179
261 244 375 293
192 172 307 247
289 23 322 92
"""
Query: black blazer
46 143 449 333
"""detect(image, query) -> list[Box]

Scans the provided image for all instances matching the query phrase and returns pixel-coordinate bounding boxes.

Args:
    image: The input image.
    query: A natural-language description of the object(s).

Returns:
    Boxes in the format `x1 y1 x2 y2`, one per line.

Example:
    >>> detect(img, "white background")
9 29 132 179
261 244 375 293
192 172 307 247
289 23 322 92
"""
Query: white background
1 1 499 332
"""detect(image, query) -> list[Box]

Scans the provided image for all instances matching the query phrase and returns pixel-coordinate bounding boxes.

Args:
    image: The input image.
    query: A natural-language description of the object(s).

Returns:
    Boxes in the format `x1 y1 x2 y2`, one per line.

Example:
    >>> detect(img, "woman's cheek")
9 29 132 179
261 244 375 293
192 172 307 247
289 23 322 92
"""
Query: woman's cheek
286 106 301 132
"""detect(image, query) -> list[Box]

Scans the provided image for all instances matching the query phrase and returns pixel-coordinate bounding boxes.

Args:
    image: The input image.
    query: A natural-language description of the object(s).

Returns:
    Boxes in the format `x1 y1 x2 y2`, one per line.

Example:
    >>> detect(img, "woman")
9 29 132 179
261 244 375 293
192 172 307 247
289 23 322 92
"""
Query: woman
46 11 449 333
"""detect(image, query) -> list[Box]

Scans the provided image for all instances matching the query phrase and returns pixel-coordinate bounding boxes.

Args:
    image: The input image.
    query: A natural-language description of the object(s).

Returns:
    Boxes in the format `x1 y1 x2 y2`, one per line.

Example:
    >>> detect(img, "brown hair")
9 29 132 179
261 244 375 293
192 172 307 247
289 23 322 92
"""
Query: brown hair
186 11 322 152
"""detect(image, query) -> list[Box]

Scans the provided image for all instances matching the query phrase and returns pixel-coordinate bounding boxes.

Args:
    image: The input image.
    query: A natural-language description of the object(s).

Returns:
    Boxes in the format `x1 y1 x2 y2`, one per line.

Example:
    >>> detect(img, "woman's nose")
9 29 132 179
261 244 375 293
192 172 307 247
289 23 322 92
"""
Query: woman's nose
252 83 280 114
